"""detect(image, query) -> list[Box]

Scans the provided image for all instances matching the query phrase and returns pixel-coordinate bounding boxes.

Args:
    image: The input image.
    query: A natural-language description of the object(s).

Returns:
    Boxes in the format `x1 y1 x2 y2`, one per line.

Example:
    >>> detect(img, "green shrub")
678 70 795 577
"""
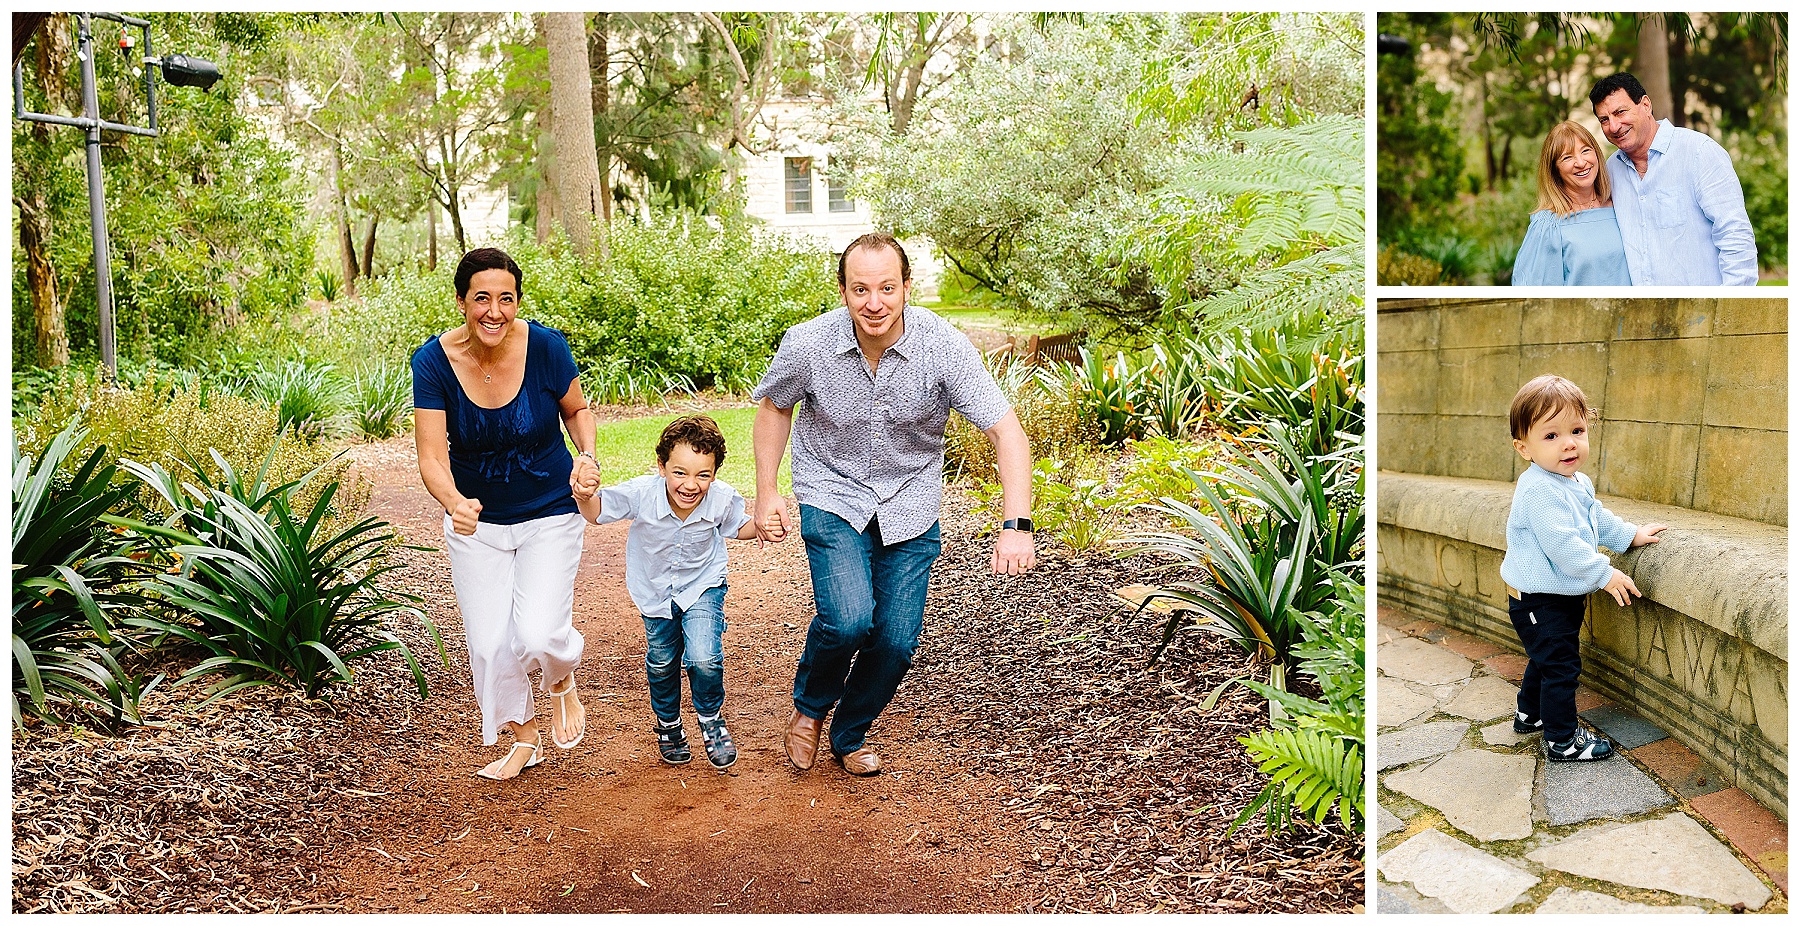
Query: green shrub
350 364 414 441
1117 434 1222 516
314 268 343 303
968 456 1121 553
118 449 443 702
1073 347 1150 446
1193 309 1364 458
1375 246 1443 285
945 359 1098 480
15 376 367 527
12 422 159 730
337 212 839 397
240 359 345 439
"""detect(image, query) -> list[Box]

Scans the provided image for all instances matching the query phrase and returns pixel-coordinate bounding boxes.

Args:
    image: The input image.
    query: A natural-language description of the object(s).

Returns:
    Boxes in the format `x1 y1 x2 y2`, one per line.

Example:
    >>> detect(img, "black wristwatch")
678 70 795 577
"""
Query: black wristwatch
1001 517 1034 533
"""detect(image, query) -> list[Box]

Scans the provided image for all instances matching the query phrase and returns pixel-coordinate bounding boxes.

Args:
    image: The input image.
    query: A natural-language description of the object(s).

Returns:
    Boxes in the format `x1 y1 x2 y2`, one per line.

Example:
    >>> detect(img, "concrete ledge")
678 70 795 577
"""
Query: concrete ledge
1377 472 1786 660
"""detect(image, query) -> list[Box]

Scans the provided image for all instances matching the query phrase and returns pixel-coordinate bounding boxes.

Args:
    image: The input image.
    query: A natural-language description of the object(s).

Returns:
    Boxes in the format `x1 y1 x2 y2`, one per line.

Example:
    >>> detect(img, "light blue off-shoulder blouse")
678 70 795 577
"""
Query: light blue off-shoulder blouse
1511 206 1633 286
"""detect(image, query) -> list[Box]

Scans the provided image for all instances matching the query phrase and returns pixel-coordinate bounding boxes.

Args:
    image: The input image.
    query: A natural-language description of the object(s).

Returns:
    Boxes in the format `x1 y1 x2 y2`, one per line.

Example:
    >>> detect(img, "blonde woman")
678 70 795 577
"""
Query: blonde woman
1512 121 1633 286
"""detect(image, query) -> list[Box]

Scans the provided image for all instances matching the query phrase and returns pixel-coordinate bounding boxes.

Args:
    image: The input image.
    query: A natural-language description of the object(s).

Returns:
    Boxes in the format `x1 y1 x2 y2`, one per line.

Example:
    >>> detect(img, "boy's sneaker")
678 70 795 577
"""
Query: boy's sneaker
1513 711 1544 735
697 715 737 770
655 719 691 764
1546 728 1615 762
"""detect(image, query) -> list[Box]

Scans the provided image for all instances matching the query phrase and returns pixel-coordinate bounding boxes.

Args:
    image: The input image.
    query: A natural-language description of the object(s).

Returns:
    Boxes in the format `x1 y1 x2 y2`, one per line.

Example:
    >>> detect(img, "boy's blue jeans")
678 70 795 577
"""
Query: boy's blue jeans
794 504 942 757
643 582 727 722
1508 590 1585 742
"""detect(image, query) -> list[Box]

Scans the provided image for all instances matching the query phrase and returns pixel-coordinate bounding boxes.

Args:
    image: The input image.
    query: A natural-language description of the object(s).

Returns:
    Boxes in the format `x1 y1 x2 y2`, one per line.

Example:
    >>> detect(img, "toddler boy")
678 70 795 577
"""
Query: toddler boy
1499 375 1665 762
573 415 762 769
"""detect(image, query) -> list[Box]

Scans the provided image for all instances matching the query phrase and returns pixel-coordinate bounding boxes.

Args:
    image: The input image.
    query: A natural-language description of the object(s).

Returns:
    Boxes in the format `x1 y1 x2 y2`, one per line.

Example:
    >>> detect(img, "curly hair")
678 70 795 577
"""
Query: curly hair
656 414 728 469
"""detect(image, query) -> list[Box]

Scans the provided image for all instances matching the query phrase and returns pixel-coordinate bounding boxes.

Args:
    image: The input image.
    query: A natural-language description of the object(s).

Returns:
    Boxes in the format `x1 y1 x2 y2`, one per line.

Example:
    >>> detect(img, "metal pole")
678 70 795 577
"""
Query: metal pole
78 13 117 375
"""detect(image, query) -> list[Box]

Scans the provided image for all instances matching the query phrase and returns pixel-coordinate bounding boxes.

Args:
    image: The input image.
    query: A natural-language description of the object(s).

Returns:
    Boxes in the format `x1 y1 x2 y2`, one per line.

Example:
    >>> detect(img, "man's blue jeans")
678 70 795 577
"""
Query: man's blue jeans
795 504 941 756
643 583 727 723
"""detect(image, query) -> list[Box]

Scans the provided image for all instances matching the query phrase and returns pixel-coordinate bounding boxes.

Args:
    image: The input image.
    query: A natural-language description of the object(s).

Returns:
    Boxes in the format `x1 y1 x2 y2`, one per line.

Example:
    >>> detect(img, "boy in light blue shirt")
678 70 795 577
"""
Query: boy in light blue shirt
572 415 763 769
1500 375 1665 762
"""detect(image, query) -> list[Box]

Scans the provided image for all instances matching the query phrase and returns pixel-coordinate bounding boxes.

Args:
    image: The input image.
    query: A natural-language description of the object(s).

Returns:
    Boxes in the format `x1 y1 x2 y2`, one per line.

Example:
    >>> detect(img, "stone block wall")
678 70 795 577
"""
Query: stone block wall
1376 297 1788 817
1378 297 1785 525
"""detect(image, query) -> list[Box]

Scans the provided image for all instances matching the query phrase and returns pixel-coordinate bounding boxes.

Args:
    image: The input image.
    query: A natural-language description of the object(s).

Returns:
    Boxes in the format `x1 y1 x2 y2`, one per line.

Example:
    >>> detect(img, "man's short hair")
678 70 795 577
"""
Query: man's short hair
1589 73 1649 108
657 414 728 469
1509 374 1593 441
837 232 911 287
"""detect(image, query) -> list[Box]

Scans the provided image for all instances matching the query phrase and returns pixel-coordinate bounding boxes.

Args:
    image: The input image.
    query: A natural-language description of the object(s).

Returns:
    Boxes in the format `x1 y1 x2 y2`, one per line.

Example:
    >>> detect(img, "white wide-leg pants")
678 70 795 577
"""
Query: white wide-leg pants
442 511 586 744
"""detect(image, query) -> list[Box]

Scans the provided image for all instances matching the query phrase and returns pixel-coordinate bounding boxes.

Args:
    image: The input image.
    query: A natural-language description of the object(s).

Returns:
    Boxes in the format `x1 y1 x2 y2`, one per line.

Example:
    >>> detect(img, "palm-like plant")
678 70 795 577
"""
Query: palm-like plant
351 364 414 441
116 447 443 702
12 422 159 729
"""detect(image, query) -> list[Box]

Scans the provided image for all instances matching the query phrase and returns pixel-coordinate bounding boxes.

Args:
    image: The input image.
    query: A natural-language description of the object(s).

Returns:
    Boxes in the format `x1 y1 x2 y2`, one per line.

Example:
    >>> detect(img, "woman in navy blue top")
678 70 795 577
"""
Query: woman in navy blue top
412 247 598 780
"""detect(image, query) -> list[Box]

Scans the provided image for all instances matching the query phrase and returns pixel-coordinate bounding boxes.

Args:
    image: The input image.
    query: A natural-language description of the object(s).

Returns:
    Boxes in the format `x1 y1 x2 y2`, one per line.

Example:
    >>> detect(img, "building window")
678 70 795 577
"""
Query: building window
784 157 813 214
827 164 855 213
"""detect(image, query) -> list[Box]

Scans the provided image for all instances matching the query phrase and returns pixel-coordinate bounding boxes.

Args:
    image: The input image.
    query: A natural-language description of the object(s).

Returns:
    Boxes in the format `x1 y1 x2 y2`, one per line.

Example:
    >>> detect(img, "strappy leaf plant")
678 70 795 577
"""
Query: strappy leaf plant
12 422 160 730
350 363 415 441
116 446 444 702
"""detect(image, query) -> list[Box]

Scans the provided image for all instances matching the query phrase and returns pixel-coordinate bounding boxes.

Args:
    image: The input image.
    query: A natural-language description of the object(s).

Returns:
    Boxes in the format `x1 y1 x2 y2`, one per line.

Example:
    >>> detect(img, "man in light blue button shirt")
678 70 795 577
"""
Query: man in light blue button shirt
1590 72 1757 286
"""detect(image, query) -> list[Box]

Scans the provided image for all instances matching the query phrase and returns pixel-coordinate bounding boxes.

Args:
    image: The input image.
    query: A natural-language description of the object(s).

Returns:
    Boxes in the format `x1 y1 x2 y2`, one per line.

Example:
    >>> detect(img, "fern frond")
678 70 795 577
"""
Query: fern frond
1228 728 1364 835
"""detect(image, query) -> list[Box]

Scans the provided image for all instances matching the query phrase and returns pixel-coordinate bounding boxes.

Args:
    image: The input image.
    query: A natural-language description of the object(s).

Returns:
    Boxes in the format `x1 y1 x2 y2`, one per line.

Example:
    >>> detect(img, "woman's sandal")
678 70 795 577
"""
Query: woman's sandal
475 730 544 780
550 676 586 749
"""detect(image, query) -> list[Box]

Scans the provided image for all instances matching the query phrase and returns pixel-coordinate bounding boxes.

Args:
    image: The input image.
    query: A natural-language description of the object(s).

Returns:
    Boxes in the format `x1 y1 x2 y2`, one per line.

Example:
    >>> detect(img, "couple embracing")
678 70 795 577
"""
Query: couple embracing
413 236 1035 782
1514 72 1758 286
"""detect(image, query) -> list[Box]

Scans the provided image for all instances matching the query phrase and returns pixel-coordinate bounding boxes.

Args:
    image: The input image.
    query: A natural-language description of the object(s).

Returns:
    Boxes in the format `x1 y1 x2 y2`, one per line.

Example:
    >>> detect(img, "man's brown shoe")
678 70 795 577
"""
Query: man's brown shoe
785 709 822 770
839 747 881 776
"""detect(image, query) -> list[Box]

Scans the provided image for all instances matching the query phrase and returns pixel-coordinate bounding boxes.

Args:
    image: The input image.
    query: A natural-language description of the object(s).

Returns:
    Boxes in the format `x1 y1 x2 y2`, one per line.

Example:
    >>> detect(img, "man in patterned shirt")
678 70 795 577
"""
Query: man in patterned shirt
751 232 1036 776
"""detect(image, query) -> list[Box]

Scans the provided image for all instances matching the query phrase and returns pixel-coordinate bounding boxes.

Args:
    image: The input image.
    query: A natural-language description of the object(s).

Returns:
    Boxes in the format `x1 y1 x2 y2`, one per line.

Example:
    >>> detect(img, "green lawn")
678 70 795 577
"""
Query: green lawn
925 302 1062 333
584 406 791 499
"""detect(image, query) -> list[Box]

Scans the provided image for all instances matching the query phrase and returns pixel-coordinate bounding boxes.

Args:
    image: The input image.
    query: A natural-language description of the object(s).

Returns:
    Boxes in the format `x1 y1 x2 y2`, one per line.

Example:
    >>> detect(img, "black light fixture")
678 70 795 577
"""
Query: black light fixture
13 13 226 373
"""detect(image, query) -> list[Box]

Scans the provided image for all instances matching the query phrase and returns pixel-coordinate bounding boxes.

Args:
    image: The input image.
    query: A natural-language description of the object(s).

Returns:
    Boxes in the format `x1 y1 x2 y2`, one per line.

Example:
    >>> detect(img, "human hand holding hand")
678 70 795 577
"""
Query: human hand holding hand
991 528 1036 575
1632 523 1667 548
451 498 483 535
756 495 791 545
1602 568 1640 607
569 455 600 496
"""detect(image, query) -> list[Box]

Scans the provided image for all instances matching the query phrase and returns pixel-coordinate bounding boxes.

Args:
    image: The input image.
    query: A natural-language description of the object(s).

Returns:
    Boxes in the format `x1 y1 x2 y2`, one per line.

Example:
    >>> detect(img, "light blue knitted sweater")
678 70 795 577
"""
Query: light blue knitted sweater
1499 463 1638 596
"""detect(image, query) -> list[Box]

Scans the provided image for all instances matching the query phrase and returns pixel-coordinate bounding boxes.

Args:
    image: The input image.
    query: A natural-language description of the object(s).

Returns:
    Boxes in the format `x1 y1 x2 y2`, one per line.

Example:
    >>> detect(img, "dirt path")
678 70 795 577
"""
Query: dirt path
323 440 1033 913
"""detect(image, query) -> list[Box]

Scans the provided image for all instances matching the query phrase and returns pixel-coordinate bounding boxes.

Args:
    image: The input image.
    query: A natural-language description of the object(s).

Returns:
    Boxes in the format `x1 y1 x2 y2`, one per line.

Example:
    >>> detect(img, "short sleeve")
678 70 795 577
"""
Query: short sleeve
1511 212 1565 286
591 477 648 526
411 339 449 411
539 323 580 398
718 483 752 538
750 325 810 409
943 333 1010 431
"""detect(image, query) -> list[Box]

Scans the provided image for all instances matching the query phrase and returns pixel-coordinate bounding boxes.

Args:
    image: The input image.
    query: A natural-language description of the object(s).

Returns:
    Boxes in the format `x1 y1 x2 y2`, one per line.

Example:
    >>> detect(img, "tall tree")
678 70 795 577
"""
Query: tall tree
543 12 604 257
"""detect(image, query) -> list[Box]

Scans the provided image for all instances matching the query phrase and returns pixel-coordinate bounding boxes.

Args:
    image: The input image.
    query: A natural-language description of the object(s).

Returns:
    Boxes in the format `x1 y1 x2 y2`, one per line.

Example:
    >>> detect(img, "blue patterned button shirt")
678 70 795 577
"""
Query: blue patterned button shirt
1605 119 1758 286
751 305 1011 544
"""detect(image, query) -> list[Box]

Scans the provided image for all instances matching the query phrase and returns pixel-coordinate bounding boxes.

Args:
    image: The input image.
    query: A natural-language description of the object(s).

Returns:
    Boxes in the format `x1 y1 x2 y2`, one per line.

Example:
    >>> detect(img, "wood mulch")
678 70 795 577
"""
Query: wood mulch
906 490 1364 913
11 440 1361 914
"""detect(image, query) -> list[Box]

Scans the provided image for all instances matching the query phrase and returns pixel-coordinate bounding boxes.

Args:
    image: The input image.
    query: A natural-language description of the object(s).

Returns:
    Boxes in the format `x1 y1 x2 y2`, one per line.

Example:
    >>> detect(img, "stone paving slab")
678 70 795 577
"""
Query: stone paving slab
1376 804 1404 839
1376 676 1436 728
1579 704 1670 749
1541 750 1677 826
1527 813 1774 910
1535 887 1704 915
1481 653 1528 682
1374 886 1415 914
1377 721 1470 770
1398 618 1448 642
1378 828 1538 914
1690 788 1789 895
1629 737 1729 800
1387 749 1535 841
1378 637 1473 685
1442 675 1519 721
1480 719 1532 747
1437 629 1504 661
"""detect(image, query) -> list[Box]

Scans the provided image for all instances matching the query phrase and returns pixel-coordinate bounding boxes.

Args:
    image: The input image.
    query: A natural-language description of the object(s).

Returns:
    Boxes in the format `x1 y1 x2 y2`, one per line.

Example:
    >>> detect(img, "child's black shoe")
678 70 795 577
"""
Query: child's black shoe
655 719 691 764
1546 728 1614 762
1513 711 1544 735
698 715 737 770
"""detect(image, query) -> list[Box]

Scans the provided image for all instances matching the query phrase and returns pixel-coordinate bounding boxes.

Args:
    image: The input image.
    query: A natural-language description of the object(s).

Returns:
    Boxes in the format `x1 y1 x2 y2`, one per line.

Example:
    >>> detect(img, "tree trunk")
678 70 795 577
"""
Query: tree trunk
1667 27 1689 127
544 11 603 258
590 13 613 228
333 144 359 296
427 199 437 270
361 213 379 281
1480 73 1496 192
1636 14 1672 122
18 194 68 367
